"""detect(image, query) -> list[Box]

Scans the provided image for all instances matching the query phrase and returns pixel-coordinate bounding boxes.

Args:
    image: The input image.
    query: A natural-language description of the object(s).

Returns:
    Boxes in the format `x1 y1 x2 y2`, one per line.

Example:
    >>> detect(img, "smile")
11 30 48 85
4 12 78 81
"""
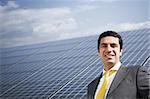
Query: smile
105 54 114 57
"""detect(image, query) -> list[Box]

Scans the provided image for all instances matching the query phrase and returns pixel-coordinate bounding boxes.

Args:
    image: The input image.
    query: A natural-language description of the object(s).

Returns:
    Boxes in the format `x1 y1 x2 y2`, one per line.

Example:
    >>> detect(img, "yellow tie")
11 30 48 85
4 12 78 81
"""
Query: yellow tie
95 70 117 99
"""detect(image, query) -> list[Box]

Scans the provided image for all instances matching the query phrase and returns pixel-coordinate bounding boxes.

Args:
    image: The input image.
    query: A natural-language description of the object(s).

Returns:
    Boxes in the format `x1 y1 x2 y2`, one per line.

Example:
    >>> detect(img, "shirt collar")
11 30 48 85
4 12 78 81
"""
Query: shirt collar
102 61 121 74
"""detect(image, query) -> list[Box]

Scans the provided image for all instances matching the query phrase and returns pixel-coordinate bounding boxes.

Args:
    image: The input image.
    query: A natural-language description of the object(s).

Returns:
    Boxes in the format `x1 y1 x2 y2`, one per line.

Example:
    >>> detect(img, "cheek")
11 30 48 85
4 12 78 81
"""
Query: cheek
98 51 104 58
100 49 105 53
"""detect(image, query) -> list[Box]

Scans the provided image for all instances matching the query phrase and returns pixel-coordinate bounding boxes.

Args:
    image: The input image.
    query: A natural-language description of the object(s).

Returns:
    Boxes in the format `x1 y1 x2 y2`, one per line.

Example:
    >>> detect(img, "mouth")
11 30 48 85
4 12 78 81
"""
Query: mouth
104 54 115 61
105 54 114 58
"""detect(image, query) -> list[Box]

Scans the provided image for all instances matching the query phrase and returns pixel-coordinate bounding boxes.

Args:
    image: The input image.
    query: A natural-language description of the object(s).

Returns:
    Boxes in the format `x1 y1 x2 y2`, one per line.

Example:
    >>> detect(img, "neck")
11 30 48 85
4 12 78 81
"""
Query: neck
104 63 115 71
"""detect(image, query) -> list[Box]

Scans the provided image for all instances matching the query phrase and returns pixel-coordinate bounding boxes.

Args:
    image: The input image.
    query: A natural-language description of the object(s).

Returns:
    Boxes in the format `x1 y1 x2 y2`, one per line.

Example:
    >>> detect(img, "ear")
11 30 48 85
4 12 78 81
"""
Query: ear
120 49 123 56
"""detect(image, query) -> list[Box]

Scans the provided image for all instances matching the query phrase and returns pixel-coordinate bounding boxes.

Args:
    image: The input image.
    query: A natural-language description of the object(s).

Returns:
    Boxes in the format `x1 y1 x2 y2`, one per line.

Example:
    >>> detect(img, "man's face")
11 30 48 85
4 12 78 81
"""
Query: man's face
98 36 122 68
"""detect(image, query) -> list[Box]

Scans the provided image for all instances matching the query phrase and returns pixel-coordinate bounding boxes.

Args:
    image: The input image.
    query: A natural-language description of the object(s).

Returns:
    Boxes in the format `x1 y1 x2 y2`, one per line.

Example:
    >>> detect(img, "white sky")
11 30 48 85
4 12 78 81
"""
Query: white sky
0 0 149 48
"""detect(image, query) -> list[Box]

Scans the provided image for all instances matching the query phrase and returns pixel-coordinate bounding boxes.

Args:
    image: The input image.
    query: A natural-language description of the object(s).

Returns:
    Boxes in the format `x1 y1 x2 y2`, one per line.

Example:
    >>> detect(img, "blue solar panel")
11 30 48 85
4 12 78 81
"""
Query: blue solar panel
0 28 149 99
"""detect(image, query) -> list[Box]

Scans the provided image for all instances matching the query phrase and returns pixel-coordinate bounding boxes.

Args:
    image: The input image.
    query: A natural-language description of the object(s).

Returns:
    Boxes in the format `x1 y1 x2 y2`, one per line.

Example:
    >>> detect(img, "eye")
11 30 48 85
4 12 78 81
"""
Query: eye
101 44 107 48
110 43 118 48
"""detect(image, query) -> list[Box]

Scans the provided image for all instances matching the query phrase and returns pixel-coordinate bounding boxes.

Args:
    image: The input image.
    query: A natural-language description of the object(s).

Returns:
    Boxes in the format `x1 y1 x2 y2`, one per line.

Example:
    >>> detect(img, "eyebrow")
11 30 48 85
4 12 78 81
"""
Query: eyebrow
101 43 118 45
101 43 107 45
101 43 117 45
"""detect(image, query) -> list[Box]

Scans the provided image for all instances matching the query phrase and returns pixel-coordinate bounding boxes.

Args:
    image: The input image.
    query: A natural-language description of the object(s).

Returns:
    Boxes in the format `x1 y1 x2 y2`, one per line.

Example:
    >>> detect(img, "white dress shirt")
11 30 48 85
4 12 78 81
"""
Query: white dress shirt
94 62 121 99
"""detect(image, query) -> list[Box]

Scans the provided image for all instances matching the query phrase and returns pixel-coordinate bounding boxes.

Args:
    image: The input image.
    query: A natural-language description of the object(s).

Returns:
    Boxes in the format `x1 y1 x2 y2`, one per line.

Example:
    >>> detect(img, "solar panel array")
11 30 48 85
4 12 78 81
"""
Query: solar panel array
0 28 150 99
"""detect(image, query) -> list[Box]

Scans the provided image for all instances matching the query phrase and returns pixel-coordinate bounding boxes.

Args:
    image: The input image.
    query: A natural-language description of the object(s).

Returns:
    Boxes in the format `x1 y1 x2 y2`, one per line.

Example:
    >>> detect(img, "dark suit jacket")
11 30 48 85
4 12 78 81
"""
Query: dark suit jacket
87 66 150 99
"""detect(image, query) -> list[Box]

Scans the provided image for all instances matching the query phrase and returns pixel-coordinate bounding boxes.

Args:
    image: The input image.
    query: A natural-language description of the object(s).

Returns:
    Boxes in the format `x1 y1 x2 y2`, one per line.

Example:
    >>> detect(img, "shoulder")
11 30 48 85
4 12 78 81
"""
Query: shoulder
126 65 150 74
120 65 140 74
125 65 141 70
125 65 150 83
124 65 149 72
123 65 149 74
120 65 149 79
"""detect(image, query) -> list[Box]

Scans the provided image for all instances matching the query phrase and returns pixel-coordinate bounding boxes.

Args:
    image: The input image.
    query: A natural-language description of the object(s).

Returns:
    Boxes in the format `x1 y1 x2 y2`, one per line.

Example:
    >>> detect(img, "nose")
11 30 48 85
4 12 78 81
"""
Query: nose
106 45 112 52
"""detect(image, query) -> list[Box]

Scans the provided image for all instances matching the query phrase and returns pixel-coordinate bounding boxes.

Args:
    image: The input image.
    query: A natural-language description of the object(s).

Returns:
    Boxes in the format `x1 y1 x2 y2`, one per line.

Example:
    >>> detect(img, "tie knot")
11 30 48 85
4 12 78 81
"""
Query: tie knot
104 70 117 77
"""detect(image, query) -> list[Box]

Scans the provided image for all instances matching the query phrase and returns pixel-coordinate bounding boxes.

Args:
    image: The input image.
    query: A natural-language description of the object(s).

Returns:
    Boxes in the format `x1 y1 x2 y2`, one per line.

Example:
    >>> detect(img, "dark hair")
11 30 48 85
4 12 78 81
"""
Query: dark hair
97 31 123 52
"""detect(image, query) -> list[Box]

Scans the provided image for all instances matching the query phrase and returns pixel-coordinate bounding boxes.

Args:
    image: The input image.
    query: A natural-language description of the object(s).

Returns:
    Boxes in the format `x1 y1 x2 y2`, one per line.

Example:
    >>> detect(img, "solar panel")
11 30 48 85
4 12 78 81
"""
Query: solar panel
0 28 149 99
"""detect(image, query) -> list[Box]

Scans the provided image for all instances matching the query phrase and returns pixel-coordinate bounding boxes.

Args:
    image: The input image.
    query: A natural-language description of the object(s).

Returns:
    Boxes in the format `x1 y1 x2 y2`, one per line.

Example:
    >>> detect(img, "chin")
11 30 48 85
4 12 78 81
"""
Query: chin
107 61 115 65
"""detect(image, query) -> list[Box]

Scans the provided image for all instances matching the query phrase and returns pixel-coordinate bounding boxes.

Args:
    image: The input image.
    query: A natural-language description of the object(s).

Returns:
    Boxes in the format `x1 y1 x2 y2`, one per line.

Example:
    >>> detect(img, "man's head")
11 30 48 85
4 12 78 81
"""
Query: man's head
97 31 123 70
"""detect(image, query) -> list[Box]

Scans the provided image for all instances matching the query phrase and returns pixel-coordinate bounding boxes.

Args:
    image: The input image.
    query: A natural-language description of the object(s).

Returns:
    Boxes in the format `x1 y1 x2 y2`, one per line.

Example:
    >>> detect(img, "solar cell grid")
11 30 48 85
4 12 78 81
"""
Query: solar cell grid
1 55 27 66
125 45 148 62
122 32 149 54
121 29 149 44
122 51 148 66
2 61 49 74
125 34 143 44
124 41 148 53
1 40 83 69
20 52 58 63
86 35 98 41
0 42 49 53
37 43 78 53
60 48 96 58
75 40 97 49
50 58 102 99
0 47 74 93
1 48 40 58
1 55 97 98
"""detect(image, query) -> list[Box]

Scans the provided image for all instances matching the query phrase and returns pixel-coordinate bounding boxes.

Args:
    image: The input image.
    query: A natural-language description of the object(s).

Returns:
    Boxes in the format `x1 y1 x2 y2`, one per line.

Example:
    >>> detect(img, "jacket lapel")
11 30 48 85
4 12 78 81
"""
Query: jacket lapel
107 66 129 95
89 73 103 98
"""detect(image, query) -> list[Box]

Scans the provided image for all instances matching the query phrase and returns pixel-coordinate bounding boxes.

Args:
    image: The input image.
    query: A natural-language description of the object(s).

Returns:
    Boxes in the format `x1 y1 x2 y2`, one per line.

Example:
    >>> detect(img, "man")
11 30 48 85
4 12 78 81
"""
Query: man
87 31 150 99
